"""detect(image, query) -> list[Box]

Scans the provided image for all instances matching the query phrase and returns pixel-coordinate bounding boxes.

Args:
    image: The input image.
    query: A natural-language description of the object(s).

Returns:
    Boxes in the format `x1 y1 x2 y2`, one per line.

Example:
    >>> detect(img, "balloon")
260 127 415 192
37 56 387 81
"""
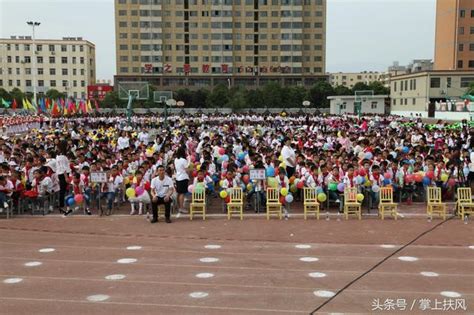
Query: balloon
447 178 456 187
316 186 324 194
285 194 294 203
365 180 372 187
279 162 286 169
280 188 288 196
383 179 391 186
242 165 249 173
135 186 144 196
357 175 365 185
289 176 296 184
187 185 194 193
358 169 366 177
246 183 253 191
440 174 449 182
218 148 225 155
192 170 198 178
328 182 338 191
296 181 304 189
317 193 327 202
337 183 345 192
124 177 130 185
422 177 431 186
372 184 380 193
384 172 392 180
290 184 298 193
220 190 228 199
242 175 250 184
126 187 136 198
278 155 284 162
67 197 75 206
196 164 201 171
266 166 275 177
402 146 409 154
413 174 423 183
267 177 278 188
426 171 434 180
364 152 373 160
405 174 414 183
221 154 229 162
356 193 364 202
279 196 286 205
74 194 84 204
219 180 225 188
238 152 246 161
222 161 228 169
225 196 231 203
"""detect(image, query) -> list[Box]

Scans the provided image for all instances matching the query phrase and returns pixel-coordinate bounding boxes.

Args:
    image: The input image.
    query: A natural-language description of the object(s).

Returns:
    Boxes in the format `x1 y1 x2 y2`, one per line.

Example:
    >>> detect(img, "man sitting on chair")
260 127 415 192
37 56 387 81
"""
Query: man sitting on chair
150 165 174 224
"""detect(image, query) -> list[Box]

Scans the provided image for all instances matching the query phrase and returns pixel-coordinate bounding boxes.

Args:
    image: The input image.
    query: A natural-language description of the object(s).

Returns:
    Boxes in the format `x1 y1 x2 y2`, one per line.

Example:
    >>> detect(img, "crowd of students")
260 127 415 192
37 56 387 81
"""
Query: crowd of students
0 112 473 222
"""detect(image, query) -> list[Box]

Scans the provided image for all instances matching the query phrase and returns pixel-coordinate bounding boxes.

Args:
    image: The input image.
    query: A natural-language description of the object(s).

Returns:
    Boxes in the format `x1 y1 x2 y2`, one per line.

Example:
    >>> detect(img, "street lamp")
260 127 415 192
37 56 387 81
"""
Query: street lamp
27 21 40 107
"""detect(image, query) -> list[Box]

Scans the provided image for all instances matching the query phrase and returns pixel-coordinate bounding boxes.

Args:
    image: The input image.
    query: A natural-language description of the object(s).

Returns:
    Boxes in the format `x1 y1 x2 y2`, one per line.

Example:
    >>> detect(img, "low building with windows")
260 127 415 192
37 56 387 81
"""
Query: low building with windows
390 70 474 120
0 36 96 99
328 71 380 88
327 95 389 115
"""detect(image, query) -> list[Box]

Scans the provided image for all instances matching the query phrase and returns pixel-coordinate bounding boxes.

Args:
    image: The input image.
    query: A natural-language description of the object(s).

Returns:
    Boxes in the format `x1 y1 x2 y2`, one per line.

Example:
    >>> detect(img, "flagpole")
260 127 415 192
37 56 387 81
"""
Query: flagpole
27 21 41 108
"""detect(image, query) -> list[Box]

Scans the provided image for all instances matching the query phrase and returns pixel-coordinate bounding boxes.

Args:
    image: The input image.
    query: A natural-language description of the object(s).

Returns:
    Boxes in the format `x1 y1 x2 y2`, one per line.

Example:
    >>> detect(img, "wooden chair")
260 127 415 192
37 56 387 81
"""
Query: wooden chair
378 187 398 220
266 188 282 220
457 188 474 219
303 188 320 220
190 189 206 220
427 187 446 220
227 188 244 220
343 187 361 220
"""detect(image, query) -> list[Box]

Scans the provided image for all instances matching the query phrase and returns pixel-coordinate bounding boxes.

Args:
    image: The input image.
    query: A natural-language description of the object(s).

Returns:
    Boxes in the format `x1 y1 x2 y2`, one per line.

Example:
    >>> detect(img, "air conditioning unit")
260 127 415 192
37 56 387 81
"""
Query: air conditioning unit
51 51 55 55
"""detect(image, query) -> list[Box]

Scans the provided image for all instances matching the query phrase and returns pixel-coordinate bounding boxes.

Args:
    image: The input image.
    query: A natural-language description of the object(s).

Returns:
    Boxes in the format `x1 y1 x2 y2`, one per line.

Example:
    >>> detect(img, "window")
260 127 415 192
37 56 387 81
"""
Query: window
412 98 416 105
62 80 68 87
471 9 474 18
49 56 55 64
38 80 44 87
394 81 397 92
25 68 31 75
50 80 56 87
471 27 474 34
61 57 67 64
49 44 55 51
24 44 29 51
62 69 68 75
460 9 465 18
430 77 440 88
459 44 464 51
36 45 42 52
50 68 56 75
458 60 463 68
471 43 474 51
80 57 84 64
459 27 464 35
37 57 43 63
460 77 474 88
119 10 127 16
26 80 32 87
393 99 396 106
447 77 452 88
38 68 43 75
61 45 67 52
371 102 377 109
469 60 474 68
24 56 31 63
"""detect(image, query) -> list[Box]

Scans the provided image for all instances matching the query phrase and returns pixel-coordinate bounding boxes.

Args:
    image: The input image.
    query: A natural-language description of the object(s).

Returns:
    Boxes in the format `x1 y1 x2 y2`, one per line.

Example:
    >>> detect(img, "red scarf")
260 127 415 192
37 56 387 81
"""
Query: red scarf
280 178 286 188
348 175 354 187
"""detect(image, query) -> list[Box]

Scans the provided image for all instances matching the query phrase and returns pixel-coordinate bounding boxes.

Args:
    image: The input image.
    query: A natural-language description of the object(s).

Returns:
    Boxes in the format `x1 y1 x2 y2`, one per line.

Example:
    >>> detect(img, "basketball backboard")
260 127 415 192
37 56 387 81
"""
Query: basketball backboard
154 91 173 103
118 82 150 100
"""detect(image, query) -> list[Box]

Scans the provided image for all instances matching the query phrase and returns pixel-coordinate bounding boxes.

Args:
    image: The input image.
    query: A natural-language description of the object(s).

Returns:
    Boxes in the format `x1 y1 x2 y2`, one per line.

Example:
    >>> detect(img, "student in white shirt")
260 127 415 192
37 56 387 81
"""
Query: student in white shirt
281 137 296 178
150 165 174 223
56 141 71 214
174 147 190 214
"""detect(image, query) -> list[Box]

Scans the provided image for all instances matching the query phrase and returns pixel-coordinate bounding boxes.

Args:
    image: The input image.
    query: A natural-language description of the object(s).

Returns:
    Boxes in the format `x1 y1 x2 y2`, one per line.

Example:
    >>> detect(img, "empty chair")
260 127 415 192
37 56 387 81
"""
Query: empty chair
190 188 206 220
378 187 399 220
266 188 282 220
456 188 474 220
343 187 361 220
427 187 446 220
303 188 320 220
227 188 244 220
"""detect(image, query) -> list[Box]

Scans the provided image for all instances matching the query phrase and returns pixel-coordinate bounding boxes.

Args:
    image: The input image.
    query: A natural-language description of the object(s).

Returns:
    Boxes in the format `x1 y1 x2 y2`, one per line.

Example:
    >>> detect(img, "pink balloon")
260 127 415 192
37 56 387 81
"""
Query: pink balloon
384 172 392 180
74 194 84 204
135 186 144 196
242 165 249 173
188 185 194 193
218 148 225 155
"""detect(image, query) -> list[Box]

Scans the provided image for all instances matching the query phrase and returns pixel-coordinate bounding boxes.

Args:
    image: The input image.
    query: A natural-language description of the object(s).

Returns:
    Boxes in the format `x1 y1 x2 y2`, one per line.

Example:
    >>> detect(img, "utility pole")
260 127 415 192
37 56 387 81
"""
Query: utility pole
27 21 41 107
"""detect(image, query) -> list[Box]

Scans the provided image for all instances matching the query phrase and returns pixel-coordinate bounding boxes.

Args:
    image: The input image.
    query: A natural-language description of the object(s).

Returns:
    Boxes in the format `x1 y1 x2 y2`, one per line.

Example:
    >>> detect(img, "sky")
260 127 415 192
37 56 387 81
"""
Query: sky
1 0 437 81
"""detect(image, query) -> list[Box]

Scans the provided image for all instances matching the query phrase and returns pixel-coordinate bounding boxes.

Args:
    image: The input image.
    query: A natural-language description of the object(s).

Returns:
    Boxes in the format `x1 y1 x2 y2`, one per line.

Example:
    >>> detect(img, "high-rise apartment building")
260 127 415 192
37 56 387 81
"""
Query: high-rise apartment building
0 36 96 99
114 0 326 90
434 0 474 70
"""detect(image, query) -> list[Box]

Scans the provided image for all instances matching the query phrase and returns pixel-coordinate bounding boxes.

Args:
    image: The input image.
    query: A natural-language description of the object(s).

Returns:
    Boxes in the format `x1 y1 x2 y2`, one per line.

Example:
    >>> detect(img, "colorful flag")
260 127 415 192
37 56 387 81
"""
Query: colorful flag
22 98 28 110
12 99 17 110
87 99 92 112
1 98 11 108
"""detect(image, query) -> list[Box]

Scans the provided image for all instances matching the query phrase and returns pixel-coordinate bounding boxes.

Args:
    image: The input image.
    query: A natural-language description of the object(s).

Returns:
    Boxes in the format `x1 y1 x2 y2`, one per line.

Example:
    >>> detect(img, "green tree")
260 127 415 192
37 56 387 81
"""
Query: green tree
262 82 284 108
206 84 230 108
101 91 122 108
466 82 474 95
175 88 193 107
334 85 352 96
0 88 10 101
228 87 247 110
9 88 25 103
244 88 264 108
368 81 390 95
45 89 66 100
308 80 334 108
351 82 371 93
192 89 210 108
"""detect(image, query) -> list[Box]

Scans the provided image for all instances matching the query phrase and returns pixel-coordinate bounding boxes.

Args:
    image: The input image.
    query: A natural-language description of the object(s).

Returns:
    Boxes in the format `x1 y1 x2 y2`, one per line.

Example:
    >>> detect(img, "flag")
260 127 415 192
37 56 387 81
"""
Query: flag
12 99 17 110
1 98 11 108
94 99 99 110
40 98 46 113
45 98 50 111
87 99 92 112
52 101 59 116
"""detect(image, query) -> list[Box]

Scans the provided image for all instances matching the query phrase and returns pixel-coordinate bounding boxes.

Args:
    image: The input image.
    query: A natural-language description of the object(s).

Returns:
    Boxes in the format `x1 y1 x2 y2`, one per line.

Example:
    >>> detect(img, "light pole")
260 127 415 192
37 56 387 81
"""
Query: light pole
27 21 40 107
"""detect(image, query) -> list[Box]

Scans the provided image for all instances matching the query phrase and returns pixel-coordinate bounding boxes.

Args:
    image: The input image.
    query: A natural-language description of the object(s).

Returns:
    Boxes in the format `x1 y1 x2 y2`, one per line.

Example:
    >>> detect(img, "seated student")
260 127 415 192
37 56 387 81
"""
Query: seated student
0 175 13 210
9 170 25 210
369 165 383 208
342 164 358 190
325 166 343 212
129 170 151 215
277 167 290 219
